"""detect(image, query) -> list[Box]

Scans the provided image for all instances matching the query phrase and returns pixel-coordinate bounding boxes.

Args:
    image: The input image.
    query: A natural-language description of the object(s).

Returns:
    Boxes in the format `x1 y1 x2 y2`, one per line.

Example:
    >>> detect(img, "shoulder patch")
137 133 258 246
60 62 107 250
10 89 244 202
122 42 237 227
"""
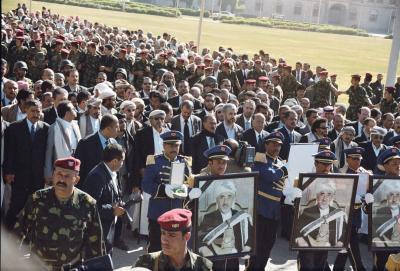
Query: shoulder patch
254 152 267 163
146 155 155 166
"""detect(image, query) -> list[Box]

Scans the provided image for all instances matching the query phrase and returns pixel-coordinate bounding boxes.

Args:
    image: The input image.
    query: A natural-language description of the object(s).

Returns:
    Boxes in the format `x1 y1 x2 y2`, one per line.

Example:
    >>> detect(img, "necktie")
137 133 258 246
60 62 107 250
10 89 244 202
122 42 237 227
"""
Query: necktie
184 119 190 154
30 125 35 141
104 139 110 149
243 70 246 80
258 134 262 144
209 137 215 148
290 132 294 143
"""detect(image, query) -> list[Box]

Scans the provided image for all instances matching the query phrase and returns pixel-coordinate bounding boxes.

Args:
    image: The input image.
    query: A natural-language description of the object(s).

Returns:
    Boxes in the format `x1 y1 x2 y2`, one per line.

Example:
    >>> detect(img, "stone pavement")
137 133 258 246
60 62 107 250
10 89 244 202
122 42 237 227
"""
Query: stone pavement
113 231 373 270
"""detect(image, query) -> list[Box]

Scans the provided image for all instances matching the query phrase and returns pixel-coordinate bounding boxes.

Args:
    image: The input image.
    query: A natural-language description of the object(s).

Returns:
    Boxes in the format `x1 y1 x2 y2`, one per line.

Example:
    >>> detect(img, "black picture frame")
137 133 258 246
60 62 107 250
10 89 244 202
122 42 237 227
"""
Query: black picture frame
192 172 258 261
290 173 358 251
369 175 400 251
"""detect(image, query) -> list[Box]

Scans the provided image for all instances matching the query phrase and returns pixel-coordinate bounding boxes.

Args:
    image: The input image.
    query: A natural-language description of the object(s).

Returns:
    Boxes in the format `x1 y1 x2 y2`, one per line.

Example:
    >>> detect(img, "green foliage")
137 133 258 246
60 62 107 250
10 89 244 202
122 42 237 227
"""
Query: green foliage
179 8 210 17
221 17 369 37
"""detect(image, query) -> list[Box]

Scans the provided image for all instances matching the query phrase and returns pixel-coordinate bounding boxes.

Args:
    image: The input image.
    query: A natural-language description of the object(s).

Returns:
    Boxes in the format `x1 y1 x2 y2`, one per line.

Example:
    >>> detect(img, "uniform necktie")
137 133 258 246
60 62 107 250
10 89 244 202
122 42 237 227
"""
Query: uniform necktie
30 125 36 141
184 119 190 154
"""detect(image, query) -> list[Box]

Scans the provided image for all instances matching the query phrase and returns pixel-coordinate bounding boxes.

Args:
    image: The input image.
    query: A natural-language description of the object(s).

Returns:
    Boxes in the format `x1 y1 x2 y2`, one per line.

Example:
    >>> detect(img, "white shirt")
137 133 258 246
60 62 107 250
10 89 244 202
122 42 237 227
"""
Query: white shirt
207 136 214 148
90 116 100 133
391 206 400 218
16 106 26 121
180 115 193 138
243 116 252 131
58 118 78 150
319 207 329 217
372 144 383 157
26 119 37 133
255 130 263 144
104 163 119 194
221 210 233 222
357 121 363 136
153 127 164 155
224 122 235 139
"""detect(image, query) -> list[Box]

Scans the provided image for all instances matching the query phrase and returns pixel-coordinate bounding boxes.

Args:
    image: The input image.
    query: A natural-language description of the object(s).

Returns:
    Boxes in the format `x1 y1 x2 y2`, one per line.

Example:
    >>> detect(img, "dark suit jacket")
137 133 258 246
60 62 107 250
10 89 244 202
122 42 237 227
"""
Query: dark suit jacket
189 131 224 174
170 114 202 136
215 122 243 141
74 132 104 187
81 162 120 242
3 119 49 225
235 69 247 87
167 96 202 115
235 114 252 131
291 70 306 82
278 127 301 161
43 106 58 125
241 128 269 152
328 129 340 141
266 121 282 133
346 121 363 137
133 126 155 171
360 142 387 172
64 84 88 93
383 130 397 146
354 133 369 144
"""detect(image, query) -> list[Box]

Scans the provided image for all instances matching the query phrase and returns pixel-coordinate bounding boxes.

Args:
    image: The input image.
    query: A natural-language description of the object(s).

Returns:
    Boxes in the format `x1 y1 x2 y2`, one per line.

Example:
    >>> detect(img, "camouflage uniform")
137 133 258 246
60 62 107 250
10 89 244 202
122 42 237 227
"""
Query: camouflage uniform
152 60 168 75
133 59 152 89
361 82 373 99
100 54 117 81
13 187 103 270
172 66 187 83
28 47 48 82
247 68 267 83
281 74 300 102
217 71 241 95
380 98 397 114
48 49 62 73
308 79 337 108
8 44 28 73
135 250 213 271
346 85 371 121
114 57 133 77
69 49 83 68
81 52 101 87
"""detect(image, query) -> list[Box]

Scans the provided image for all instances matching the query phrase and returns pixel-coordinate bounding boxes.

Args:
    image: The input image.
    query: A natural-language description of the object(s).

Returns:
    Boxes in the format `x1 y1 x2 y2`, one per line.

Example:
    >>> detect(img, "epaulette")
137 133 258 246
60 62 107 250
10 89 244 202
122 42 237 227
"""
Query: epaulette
385 253 400 271
254 152 267 163
146 155 155 166
186 175 195 188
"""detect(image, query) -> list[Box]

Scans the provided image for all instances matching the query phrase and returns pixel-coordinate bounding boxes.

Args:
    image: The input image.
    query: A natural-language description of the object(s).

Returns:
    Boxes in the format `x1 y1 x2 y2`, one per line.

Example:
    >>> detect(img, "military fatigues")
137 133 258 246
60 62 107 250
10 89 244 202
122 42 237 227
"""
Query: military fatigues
48 49 62 73
217 71 241 96
281 74 300 102
81 52 101 87
361 82 374 99
307 79 337 108
142 153 191 252
246 153 287 270
380 98 397 114
100 54 117 81
173 66 187 83
114 57 133 78
8 44 28 74
13 187 103 270
247 68 267 84
28 47 48 82
135 250 212 271
346 85 371 121
133 59 152 89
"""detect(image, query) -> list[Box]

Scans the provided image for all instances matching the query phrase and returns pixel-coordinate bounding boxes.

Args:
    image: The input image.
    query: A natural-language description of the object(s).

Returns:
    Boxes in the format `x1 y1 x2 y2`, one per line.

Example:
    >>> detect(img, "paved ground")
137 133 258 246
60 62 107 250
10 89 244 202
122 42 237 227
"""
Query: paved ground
113 230 373 270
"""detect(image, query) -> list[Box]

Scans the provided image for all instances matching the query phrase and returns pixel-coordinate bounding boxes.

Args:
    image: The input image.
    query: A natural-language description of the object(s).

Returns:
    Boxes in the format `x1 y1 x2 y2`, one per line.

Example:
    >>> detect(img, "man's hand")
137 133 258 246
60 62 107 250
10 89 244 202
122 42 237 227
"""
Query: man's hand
113 206 125 217
4 174 15 184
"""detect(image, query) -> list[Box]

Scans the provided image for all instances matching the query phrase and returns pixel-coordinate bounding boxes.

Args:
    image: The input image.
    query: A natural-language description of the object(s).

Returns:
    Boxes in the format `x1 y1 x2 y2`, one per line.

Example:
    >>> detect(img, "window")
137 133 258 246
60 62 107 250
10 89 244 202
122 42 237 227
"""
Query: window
349 8 357 20
294 2 302 15
369 9 378 22
276 0 283 14
312 4 319 17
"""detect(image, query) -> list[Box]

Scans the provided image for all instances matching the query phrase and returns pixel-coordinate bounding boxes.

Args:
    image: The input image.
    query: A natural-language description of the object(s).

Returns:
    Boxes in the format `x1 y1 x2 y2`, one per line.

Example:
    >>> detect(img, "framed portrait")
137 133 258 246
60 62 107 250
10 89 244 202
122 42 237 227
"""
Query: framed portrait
192 172 258 261
369 176 400 251
290 173 358 251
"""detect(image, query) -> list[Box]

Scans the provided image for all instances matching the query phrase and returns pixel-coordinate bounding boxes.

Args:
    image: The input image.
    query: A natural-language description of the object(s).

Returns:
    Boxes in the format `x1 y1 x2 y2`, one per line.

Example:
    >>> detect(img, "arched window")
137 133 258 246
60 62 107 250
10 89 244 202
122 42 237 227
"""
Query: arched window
276 0 283 14
369 9 378 22
294 2 303 15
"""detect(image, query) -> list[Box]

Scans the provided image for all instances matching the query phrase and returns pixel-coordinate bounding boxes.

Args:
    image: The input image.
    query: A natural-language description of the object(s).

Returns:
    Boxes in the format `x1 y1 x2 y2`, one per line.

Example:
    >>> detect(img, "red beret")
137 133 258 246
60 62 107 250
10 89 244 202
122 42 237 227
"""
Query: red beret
283 65 292 70
222 61 231 67
57 34 66 41
120 48 127 53
319 70 329 76
54 157 81 172
386 86 395 95
55 39 64 45
330 74 337 77
258 76 269 81
61 48 70 54
16 36 25 41
15 29 24 36
158 209 192 231
71 40 79 46
246 79 256 84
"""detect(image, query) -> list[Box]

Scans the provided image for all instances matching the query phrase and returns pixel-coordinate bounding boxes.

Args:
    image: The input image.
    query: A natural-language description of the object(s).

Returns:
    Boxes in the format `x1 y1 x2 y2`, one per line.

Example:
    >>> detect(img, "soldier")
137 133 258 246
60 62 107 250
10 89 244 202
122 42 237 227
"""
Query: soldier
217 61 241 96
81 42 100 88
297 150 338 271
99 44 116 81
246 132 301 271
8 36 28 75
305 71 338 108
333 147 374 271
380 87 397 114
134 209 212 270
27 38 48 82
172 57 187 83
10 61 32 89
48 39 64 72
247 59 267 84
13 157 103 270
113 48 133 82
343 74 372 121
142 130 192 253
281 65 301 102
69 40 83 69
133 49 152 90
152 52 168 76
374 148 400 271
361 73 374 99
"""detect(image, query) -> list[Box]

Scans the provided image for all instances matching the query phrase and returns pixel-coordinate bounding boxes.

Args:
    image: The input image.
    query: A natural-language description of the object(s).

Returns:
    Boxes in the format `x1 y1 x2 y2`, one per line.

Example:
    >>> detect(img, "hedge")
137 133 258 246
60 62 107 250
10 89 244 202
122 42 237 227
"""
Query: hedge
220 17 369 37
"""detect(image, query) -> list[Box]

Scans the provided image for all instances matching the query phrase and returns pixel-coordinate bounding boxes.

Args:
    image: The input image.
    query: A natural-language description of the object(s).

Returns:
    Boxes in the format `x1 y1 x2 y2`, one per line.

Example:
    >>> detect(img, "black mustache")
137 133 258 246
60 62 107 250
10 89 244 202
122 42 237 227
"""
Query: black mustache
56 182 67 188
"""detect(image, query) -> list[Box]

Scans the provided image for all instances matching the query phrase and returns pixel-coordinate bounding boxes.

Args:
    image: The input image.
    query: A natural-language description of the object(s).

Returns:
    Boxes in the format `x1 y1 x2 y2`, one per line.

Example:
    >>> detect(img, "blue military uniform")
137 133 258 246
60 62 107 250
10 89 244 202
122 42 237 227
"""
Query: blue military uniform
142 131 192 253
246 132 288 271
334 147 369 271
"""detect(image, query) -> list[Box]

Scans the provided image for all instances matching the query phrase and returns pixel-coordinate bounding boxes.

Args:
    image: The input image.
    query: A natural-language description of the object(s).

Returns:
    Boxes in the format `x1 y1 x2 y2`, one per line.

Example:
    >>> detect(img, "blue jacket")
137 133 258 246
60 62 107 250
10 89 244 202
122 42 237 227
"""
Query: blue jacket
142 153 191 220
252 153 286 220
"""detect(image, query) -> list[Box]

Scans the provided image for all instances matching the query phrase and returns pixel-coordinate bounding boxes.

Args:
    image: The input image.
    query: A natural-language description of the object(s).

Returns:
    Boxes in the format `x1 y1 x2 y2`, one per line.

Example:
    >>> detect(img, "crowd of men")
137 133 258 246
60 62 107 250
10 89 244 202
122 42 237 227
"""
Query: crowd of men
1 3 400 271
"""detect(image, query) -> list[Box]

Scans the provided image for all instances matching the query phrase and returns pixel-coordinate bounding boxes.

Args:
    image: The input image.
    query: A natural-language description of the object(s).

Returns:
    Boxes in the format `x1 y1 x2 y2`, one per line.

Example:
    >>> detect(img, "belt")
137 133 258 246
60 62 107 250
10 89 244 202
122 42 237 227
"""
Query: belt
258 190 280 202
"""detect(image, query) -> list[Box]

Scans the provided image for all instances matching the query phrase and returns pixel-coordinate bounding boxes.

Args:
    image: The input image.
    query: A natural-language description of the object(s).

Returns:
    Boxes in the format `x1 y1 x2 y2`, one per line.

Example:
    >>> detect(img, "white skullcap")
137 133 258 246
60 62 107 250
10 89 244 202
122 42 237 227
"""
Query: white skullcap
149 109 166 118
283 98 298 107
370 126 387 137
120 100 135 110
315 181 336 194
98 88 116 100
215 103 225 112
214 180 236 198
94 82 113 95
87 97 102 107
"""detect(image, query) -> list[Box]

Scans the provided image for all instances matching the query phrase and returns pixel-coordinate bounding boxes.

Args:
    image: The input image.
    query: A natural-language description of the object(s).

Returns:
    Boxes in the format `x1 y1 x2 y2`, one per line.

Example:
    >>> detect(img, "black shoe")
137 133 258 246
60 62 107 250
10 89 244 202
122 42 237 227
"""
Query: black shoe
114 239 129 251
